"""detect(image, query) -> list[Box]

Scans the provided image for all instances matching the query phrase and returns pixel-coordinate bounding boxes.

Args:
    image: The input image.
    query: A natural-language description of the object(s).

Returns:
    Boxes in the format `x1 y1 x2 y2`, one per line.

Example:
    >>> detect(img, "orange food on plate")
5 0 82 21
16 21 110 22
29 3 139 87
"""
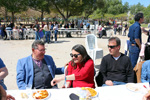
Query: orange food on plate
32 90 49 99
85 88 97 97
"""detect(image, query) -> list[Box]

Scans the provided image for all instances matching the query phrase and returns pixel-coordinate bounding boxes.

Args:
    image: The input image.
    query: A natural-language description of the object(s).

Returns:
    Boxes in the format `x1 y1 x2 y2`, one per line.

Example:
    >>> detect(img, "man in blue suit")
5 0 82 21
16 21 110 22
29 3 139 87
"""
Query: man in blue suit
16 40 64 90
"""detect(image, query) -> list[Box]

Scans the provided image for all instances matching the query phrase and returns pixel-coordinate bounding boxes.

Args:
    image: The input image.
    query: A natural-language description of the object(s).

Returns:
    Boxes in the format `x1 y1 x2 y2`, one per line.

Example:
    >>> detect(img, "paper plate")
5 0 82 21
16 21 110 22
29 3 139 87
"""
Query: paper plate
32 90 50 100
126 83 140 92
85 87 98 98
79 87 98 98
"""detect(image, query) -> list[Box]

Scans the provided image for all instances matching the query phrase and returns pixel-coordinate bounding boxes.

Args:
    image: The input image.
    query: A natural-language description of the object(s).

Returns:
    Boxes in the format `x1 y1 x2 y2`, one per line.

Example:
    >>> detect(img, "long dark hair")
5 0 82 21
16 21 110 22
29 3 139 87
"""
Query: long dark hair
71 44 92 68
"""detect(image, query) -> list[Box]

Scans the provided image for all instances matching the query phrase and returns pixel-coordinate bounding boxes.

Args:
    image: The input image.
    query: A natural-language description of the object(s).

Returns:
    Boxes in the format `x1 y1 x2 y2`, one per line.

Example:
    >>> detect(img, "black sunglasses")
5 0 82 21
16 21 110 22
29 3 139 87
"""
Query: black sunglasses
70 53 80 58
108 45 118 49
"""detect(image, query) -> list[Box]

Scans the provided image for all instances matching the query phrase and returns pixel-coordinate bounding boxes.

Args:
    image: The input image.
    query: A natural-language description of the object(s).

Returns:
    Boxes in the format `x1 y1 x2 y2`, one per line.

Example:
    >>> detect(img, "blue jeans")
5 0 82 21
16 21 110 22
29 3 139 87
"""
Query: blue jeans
114 29 117 35
102 81 126 86
129 44 140 68
45 31 51 43
54 30 58 41
35 31 40 40
0 80 7 90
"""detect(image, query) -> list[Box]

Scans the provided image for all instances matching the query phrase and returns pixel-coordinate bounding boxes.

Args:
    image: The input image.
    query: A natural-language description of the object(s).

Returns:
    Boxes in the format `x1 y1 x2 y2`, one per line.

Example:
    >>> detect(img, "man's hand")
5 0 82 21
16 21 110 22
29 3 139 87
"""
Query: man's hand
51 77 64 86
105 80 113 86
6 94 15 100
142 92 150 100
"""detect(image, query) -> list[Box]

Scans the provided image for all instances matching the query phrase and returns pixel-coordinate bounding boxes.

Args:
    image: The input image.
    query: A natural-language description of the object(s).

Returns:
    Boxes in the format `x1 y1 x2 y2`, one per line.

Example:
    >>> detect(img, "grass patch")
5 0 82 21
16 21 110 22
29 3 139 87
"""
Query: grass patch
141 24 148 28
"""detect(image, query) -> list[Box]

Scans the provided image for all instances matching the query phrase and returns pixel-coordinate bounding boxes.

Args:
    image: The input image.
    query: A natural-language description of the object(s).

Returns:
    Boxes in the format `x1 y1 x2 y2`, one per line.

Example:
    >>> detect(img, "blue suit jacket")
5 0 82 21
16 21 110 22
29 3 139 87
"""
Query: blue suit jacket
16 55 64 90
141 60 150 83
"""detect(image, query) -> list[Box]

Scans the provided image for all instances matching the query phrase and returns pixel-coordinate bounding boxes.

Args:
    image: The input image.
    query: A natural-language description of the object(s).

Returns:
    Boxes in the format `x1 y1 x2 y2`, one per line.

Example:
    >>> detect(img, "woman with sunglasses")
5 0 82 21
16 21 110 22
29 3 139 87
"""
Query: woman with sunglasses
51 44 95 88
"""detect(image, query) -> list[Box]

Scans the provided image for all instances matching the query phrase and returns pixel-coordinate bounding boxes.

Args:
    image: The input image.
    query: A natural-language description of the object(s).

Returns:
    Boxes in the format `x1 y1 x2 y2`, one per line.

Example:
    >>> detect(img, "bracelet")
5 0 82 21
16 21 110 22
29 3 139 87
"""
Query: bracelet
65 76 67 81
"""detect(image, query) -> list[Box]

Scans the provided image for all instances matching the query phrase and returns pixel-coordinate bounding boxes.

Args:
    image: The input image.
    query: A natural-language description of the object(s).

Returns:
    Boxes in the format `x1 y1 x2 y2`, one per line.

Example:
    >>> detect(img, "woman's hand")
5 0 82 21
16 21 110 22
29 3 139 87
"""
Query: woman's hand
62 82 70 88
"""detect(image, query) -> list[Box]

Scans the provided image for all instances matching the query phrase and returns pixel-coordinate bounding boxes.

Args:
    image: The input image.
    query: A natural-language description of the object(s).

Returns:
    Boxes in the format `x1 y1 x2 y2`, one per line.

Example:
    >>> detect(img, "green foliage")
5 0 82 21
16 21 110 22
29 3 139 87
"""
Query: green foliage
141 24 148 28
115 13 127 18
82 0 104 18
30 1 49 13
49 0 85 22
0 0 27 13
28 0 50 22
143 4 150 23
130 3 145 15
0 0 28 22
123 2 129 13
129 20 134 24
91 0 130 17
105 0 124 15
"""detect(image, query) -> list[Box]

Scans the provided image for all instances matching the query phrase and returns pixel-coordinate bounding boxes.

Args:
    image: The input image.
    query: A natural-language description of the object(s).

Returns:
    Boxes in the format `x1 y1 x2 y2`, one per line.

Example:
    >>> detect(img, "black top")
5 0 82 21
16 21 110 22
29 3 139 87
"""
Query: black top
100 53 134 83
8 23 14 29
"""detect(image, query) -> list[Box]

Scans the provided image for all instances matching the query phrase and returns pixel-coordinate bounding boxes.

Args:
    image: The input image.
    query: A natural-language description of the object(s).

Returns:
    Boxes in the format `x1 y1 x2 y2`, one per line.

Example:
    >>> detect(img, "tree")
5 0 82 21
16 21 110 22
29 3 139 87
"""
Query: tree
89 0 127 19
82 0 105 19
49 0 84 23
143 5 150 23
49 0 104 22
123 2 129 13
28 0 50 22
0 0 28 23
130 3 145 15
106 0 124 15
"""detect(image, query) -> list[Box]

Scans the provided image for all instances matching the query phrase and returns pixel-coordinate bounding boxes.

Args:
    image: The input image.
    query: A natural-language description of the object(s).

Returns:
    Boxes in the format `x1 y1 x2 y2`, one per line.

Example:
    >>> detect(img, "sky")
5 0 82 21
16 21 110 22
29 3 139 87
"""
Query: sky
122 0 150 7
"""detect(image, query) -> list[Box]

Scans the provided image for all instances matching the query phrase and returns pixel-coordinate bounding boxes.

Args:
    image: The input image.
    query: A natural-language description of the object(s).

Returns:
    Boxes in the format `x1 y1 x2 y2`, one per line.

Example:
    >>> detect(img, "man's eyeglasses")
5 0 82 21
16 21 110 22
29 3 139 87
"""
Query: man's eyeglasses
36 48 46 52
107 45 118 49
70 53 80 58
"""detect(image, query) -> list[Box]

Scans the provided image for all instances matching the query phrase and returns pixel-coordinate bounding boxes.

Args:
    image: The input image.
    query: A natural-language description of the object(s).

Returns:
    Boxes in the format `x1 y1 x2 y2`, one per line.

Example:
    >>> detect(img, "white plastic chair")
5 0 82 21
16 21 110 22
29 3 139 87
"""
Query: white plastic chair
23 29 27 39
90 25 94 30
106 29 113 37
6 30 12 40
13 30 19 39
85 34 103 64
29 29 36 39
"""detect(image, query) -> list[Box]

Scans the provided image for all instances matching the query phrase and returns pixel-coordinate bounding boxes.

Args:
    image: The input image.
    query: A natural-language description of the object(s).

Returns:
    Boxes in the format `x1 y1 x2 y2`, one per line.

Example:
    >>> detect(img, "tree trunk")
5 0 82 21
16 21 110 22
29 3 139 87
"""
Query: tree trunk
11 12 15 23
41 8 44 23
4 8 8 24
5 8 8 20
63 18 68 24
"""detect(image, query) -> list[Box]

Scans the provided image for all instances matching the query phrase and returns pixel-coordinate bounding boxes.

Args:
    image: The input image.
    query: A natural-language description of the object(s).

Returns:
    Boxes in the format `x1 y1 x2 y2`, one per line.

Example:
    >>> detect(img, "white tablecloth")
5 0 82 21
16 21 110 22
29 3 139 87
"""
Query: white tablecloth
96 83 149 100
6 83 149 100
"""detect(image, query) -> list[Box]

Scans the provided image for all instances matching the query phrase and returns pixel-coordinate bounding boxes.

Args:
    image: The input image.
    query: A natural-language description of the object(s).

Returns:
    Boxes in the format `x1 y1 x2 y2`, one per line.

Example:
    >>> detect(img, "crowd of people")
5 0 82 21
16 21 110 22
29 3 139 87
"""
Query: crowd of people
0 20 96 43
1 12 150 100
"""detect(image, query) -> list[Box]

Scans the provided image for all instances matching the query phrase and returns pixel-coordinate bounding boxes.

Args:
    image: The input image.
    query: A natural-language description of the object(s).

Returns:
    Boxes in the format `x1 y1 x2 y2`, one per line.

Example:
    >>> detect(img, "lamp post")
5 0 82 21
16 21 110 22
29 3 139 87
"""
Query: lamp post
127 11 130 26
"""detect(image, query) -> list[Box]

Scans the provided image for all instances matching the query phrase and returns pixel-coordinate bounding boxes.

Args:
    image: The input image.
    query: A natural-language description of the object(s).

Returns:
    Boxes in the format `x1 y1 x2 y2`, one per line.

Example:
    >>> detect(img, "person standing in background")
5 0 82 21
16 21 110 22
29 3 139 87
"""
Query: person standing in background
43 22 51 43
123 23 128 36
33 20 40 40
53 22 58 43
128 13 144 68
113 23 118 35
